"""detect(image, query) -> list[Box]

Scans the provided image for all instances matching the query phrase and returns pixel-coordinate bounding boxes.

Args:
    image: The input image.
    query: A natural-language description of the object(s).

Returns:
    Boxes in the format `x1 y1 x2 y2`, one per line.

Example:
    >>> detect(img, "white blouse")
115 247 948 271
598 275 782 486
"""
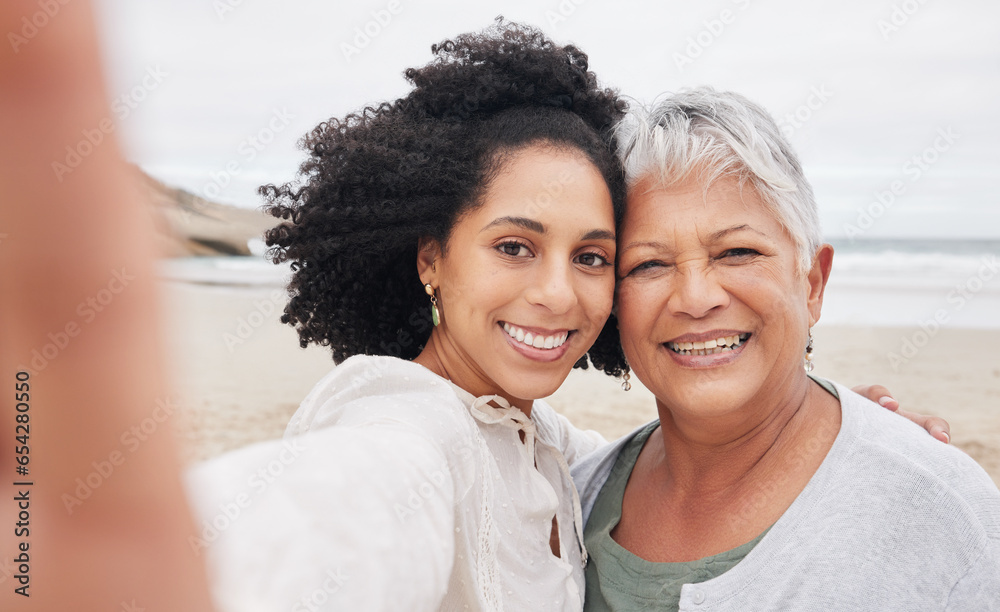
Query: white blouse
185 355 607 611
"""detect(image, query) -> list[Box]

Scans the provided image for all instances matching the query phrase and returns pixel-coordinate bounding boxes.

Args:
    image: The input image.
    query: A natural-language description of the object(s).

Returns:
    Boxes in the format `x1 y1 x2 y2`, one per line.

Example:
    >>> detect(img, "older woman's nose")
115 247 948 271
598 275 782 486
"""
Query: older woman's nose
525 262 579 314
666 267 729 318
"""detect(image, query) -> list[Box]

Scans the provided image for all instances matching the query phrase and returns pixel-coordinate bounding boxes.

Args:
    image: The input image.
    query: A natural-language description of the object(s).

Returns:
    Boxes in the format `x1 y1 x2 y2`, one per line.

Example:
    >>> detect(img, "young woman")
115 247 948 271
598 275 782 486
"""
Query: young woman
187 21 627 610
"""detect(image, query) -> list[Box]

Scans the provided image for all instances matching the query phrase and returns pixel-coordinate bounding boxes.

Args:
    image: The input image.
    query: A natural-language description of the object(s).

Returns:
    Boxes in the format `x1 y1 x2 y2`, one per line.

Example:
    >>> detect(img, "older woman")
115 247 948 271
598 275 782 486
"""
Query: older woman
576 88 1000 610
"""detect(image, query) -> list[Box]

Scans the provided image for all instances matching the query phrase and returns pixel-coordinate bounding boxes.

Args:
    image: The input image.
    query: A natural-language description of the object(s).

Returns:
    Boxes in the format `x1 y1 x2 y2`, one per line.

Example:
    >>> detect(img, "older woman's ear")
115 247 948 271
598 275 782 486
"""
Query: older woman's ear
806 244 835 327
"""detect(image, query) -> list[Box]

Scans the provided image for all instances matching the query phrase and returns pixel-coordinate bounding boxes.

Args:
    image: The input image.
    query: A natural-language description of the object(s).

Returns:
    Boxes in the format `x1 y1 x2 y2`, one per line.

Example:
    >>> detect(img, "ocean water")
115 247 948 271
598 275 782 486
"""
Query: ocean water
158 238 1000 329
822 239 1000 329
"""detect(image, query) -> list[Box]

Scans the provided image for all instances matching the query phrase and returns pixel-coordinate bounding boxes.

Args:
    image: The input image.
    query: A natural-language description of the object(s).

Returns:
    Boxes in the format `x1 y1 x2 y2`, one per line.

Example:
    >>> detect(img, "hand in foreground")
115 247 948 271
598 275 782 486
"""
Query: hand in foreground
0 1 215 609
851 384 951 444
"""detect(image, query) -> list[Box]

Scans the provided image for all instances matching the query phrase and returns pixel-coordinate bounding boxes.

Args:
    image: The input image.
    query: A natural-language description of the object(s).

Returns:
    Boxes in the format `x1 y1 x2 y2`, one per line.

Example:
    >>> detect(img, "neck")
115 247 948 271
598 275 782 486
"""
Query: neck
652 373 835 498
413 331 534 416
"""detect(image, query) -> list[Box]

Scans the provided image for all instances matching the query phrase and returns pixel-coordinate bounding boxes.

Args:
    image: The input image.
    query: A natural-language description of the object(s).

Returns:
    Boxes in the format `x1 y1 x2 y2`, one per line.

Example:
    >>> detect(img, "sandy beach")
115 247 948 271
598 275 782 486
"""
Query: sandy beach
160 279 1000 486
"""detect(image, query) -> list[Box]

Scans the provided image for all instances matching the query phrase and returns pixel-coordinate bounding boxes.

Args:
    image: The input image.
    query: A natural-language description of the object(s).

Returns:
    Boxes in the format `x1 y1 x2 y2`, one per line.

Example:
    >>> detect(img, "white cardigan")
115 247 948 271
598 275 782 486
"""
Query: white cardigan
185 355 606 611
572 381 1000 611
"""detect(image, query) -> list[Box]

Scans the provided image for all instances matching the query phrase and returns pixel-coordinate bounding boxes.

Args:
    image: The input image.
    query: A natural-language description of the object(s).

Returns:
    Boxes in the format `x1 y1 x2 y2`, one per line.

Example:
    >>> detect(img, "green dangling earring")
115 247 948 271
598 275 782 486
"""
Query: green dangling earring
424 283 441 327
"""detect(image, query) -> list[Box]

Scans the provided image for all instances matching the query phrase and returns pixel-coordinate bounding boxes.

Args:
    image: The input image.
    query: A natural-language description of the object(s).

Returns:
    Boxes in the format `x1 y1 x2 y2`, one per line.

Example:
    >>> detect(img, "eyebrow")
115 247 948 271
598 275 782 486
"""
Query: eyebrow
621 225 767 253
709 224 768 241
482 216 615 242
620 240 669 252
481 216 545 234
582 228 616 241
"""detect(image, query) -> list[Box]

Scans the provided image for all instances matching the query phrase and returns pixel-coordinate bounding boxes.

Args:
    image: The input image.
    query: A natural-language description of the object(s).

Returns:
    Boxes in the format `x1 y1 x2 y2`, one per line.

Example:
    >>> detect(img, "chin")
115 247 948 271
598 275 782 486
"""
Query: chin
500 367 572 403
642 365 748 414
507 380 563 403
677 387 753 416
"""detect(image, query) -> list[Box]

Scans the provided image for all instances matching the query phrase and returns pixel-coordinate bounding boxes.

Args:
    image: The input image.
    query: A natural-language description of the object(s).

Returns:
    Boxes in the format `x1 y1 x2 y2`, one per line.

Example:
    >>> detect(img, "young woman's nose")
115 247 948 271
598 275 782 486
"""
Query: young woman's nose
524 260 579 315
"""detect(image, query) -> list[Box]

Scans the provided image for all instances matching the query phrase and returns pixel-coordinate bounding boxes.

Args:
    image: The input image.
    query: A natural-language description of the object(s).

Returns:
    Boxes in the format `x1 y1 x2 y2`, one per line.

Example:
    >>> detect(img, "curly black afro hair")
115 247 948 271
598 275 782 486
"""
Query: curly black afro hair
262 18 629 375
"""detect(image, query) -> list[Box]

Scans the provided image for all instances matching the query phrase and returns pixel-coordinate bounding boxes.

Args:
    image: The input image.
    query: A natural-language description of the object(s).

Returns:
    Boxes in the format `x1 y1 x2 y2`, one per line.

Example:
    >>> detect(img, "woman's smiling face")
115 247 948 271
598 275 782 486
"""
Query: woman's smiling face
615 172 828 418
420 143 617 404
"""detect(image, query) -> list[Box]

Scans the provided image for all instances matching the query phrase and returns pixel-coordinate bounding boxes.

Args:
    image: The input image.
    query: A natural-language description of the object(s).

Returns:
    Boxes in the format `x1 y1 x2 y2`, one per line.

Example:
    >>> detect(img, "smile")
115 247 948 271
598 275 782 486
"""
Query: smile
666 333 751 356
501 322 570 350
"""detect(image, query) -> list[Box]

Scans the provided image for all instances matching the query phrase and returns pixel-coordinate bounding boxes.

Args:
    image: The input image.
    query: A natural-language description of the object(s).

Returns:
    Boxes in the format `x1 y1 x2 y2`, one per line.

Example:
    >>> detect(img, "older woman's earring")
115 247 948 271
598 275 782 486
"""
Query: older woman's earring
621 366 632 392
424 283 441 327
804 331 814 372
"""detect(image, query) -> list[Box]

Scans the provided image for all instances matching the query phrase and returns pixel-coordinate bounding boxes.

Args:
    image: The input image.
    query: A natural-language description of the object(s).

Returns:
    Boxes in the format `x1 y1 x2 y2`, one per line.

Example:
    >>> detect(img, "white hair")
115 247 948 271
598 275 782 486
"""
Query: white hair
615 87 821 272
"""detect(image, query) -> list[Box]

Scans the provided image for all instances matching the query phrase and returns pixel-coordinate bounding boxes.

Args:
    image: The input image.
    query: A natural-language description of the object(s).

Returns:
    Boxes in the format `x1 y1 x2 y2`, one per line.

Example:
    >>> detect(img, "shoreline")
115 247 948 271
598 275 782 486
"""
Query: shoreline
161 281 1000 485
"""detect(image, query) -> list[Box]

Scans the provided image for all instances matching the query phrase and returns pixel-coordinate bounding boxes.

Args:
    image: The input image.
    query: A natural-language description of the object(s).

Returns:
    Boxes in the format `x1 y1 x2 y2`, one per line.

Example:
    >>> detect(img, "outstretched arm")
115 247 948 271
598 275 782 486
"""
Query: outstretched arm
0 1 214 609
187 423 458 610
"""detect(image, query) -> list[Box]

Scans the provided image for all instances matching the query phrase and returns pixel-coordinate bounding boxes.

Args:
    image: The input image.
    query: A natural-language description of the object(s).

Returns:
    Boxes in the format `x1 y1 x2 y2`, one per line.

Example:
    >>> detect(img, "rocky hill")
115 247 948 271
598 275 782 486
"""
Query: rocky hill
136 165 277 257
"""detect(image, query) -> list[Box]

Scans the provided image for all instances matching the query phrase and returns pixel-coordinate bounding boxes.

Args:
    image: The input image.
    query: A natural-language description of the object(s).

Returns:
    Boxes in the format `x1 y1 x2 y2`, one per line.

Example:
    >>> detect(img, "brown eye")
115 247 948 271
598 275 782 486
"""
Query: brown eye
576 252 610 268
497 241 530 257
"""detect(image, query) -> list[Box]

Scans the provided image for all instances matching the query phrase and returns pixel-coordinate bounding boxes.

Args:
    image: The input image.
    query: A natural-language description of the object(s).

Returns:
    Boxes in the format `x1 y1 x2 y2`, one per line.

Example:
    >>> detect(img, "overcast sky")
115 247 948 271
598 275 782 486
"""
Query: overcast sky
91 0 1000 239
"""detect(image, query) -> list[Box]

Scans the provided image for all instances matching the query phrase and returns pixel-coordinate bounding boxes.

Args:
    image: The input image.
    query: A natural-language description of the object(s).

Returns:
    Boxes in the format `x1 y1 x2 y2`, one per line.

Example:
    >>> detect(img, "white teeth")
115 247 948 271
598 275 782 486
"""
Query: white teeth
502 323 568 351
693 341 705 350
704 339 718 349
